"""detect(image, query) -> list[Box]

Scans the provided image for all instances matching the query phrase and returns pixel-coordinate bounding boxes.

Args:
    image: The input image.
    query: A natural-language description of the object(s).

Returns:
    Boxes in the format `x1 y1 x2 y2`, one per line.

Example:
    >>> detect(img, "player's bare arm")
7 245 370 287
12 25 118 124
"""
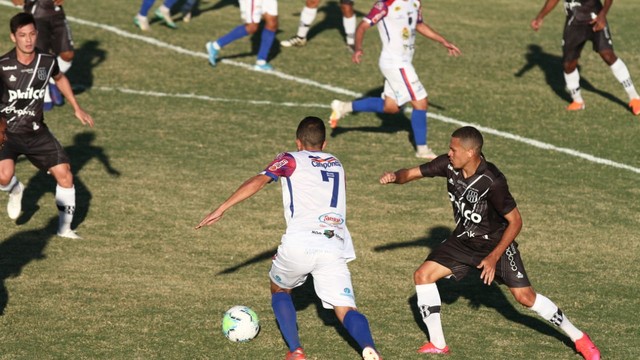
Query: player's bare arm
196 174 271 229
352 20 371 64
477 207 523 285
531 0 560 31
379 166 423 185
52 72 94 127
415 23 461 57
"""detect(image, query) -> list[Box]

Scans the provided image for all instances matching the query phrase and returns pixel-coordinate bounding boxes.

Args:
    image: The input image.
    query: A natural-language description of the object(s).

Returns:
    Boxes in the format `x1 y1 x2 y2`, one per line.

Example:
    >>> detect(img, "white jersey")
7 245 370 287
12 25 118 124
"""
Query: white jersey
364 0 423 68
262 150 355 260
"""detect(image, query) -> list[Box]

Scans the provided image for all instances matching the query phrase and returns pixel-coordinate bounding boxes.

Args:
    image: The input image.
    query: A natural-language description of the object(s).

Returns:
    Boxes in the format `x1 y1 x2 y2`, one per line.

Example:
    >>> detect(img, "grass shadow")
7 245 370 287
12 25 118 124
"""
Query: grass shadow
66 40 107 94
514 44 627 110
0 216 57 315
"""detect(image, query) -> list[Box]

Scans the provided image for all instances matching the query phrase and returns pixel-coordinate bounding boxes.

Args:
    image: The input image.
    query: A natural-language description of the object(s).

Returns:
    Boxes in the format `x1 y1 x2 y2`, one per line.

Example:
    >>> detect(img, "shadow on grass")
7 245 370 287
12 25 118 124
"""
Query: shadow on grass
0 217 57 315
514 44 627 110
16 132 121 230
302 1 366 44
329 87 446 151
376 225 574 351
66 40 106 94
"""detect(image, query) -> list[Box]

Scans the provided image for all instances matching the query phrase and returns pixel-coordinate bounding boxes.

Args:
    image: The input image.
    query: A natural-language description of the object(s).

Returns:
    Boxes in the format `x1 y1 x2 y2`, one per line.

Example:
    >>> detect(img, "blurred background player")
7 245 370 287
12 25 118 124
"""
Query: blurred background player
196 116 382 360
329 0 460 159
280 0 357 52
1 12 94 238
531 0 640 115
134 0 180 30
12 0 74 111
205 0 278 71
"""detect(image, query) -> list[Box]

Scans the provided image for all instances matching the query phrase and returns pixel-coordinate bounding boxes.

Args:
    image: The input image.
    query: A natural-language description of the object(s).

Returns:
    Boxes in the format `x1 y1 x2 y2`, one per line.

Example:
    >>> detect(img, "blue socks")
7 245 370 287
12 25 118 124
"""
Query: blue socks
272 292 301 352
353 98 384 113
139 0 179 16
411 109 427 146
258 29 276 62
217 25 249 48
343 310 375 350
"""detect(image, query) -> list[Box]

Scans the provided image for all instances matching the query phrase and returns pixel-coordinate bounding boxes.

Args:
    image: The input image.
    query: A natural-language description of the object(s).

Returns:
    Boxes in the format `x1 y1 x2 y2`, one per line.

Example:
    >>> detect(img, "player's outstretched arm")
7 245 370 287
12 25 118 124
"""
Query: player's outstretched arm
195 174 272 229
531 0 560 31
379 166 423 185
53 73 94 127
352 20 371 64
416 23 461 57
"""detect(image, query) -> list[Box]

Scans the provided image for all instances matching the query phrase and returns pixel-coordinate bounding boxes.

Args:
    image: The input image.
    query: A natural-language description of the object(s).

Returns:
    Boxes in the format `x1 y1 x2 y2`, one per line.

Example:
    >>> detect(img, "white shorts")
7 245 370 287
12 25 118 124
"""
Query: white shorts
269 244 356 309
239 0 278 24
380 64 427 106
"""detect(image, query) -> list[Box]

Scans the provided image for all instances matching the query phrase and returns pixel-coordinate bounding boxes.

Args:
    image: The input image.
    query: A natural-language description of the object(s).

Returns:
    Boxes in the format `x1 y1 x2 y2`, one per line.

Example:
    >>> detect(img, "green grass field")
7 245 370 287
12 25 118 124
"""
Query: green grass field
0 0 638 359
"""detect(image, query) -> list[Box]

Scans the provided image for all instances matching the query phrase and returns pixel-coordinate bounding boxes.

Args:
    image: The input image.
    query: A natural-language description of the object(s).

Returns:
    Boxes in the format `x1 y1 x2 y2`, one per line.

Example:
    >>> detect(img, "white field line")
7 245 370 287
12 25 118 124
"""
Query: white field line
1 0 638 174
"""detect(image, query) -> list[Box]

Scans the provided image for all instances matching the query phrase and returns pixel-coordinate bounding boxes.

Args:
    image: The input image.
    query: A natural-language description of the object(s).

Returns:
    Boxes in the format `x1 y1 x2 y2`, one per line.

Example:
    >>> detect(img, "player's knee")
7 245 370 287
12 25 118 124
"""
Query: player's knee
245 23 259 34
414 269 436 284
513 290 536 307
59 51 74 62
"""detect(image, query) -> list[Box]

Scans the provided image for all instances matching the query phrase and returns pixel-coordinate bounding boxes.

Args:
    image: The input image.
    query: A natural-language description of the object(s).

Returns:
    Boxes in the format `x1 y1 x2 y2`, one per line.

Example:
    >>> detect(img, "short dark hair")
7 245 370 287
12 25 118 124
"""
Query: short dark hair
296 116 326 148
451 126 483 154
10 12 36 34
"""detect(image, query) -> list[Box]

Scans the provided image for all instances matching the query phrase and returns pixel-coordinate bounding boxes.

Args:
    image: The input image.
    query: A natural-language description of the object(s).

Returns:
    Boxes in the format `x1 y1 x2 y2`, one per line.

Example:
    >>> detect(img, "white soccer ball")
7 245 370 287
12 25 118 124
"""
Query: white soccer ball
221 305 260 342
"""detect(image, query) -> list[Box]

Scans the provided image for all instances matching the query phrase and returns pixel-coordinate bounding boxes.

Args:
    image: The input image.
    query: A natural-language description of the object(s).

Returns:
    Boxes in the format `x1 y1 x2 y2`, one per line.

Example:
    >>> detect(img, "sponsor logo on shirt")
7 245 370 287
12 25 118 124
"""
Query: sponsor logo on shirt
1 105 36 117
9 75 16 82
268 159 288 172
448 192 482 223
318 212 344 226
2 65 17 71
8 87 45 102
310 155 342 169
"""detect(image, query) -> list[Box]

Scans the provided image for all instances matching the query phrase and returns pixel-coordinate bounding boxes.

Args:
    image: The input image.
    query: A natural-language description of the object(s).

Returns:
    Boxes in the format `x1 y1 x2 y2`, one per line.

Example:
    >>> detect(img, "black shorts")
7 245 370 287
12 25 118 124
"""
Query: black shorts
562 22 613 63
426 236 531 288
1 127 70 171
35 13 74 55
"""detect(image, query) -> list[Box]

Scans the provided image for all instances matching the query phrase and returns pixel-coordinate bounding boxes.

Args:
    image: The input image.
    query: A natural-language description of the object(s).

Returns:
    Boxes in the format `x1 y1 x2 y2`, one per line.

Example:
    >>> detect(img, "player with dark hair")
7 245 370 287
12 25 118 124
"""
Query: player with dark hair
531 0 640 115
197 116 382 360
12 0 75 110
205 0 278 71
379 126 600 359
329 0 460 159
0 12 94 238
280 0 357 52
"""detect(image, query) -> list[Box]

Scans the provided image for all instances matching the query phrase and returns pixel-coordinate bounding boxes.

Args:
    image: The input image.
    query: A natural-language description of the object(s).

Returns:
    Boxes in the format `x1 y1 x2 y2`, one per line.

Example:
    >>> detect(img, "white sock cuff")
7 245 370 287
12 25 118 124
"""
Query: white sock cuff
416 283 441 306
564 69 581 89
57 56 73 74
55 185 76 203
300 6 318 26
343 15 356 32
530 293 558 320
0 176 18 192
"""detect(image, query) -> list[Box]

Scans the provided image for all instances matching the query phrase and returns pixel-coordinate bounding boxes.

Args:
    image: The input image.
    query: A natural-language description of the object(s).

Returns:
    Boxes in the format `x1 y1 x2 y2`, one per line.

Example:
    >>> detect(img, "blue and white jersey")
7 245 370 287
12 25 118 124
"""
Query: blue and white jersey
364 0 423 67
262 150 355 260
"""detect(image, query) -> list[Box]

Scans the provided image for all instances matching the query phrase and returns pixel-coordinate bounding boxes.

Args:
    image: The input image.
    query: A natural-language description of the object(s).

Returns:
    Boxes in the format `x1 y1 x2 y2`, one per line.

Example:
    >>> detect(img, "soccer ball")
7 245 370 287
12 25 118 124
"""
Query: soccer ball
221 305 260 342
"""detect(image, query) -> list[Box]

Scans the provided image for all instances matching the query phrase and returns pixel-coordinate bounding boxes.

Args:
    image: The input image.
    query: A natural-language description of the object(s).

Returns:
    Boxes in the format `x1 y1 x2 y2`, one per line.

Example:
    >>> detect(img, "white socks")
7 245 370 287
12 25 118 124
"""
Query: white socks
0 175 18 192
56 185 76 234
57 56 73 74
610 58 640 100
530 293 583 342
564 69 583 103
297 6 317 38
416 283 446 348
343 16 356 45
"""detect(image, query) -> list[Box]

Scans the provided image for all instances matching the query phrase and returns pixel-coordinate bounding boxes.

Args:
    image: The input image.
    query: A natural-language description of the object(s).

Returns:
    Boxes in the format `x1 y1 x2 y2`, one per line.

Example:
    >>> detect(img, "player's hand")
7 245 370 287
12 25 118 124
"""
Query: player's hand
443 42 461 57
477 255 498 285
195 210 224 229
379 171 397 184
590 14 606 32
352 49 363 64
75 108 94 127
530 18 543 31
